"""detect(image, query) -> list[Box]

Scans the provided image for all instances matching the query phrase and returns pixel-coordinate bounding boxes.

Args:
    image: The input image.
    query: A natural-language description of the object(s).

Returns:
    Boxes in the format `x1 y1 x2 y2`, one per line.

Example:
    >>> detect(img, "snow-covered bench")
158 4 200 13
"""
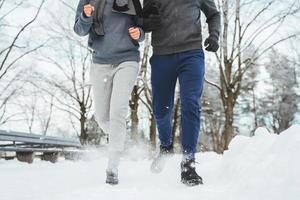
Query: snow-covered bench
0 130 82 163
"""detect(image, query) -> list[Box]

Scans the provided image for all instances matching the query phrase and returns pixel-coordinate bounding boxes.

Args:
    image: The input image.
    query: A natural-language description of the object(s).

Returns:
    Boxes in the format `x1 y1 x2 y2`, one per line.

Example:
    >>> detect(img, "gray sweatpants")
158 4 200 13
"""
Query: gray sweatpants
90 61 139 171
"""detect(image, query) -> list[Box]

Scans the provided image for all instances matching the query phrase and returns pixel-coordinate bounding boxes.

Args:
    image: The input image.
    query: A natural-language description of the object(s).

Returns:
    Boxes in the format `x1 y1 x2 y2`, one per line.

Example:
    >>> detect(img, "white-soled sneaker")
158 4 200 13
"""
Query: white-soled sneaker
150 145 174 174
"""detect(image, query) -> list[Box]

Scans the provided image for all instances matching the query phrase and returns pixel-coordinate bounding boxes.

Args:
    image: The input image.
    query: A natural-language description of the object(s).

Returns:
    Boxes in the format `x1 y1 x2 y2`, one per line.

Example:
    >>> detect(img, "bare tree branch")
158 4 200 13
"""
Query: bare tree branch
0 40 49 79
0 1 23 22
205 78 222 91
0 0 46 73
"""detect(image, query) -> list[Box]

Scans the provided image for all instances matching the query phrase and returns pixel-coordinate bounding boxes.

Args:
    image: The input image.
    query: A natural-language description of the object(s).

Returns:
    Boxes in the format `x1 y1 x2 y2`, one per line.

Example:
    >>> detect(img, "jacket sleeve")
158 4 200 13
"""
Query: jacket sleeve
137 27 145 42
74 0 93 37
200 0 221 41
133 15 145 42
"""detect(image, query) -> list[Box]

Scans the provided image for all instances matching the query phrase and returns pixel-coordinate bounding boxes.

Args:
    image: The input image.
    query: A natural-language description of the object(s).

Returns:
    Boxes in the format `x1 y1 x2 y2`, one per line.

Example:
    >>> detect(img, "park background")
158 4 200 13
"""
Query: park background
0 1 300 199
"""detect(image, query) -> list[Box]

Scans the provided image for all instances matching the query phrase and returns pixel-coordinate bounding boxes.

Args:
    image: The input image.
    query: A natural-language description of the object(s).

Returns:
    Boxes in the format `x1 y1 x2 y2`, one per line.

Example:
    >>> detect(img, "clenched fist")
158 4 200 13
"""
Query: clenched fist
83 4 94 17
128 27 141 40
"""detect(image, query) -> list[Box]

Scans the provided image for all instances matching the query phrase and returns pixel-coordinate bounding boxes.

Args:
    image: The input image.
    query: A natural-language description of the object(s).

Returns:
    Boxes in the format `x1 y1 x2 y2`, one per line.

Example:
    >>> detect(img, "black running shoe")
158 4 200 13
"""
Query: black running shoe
150 144 174 173
181 159 203 186
106 170 119 185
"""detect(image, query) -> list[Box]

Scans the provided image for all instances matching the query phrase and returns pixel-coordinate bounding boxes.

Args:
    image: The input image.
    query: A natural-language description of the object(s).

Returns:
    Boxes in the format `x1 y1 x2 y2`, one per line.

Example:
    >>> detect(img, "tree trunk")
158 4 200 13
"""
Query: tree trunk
149 115 156 148
79 105 87 145
252 88 258 132
223 95 234 150
172 96 180 145
130 85 139 141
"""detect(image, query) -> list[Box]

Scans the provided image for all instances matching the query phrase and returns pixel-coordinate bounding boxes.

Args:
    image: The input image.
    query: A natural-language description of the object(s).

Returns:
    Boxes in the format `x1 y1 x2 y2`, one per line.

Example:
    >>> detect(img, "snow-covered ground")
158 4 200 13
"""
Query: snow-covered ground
1 125 300 200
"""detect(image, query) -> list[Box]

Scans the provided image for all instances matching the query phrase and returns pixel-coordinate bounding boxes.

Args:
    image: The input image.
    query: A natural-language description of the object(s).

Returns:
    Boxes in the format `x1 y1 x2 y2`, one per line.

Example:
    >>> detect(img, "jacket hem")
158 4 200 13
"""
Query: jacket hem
92 55 140 65
152 42 203 55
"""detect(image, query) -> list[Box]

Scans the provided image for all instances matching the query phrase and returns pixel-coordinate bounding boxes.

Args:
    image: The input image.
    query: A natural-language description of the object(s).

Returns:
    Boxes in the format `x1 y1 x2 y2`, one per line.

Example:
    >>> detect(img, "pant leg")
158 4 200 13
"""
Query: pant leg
178 50 205 160
89 62 113 134
150 54 178 147
108 61 139 153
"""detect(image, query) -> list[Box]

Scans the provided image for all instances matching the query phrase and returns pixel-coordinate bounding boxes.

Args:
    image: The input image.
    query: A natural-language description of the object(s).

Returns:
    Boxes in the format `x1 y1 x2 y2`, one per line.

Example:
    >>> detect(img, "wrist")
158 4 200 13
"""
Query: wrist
208 32 219 42
80 12 93 23
137 27 145 42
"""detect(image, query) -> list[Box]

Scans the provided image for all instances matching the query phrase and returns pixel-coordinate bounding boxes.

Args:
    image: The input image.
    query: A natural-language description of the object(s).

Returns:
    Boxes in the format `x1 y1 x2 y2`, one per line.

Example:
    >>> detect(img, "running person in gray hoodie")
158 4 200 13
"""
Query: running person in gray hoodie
74 0 144 185
143 0 220 186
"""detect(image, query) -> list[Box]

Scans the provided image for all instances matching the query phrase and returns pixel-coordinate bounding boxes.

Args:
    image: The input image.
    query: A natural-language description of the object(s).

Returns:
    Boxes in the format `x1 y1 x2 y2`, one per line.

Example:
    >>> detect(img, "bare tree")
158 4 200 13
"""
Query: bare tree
260 49 298 133
16 89 37 134
0 0 46 125
135 34 157 147
36 48 92 144
38 94 54 135
31 1 93 144
206 0 300 151
0 0 46 79
202 62 225 153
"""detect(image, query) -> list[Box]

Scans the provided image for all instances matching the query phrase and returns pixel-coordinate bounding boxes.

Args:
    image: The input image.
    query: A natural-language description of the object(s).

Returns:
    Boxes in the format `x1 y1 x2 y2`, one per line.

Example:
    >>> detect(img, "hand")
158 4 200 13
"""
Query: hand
83 4 94 17
129 27 141 40
204 37 219 52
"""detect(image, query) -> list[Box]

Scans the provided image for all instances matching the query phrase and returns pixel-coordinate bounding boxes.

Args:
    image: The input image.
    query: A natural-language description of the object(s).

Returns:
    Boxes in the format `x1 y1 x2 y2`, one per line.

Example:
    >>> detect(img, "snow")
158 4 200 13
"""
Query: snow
1 125 300 200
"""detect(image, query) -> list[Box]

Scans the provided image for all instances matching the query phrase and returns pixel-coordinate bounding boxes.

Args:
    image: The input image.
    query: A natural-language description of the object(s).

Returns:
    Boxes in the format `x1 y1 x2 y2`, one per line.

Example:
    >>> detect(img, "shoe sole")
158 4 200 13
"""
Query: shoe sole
106 180 119 185
181 179 203 186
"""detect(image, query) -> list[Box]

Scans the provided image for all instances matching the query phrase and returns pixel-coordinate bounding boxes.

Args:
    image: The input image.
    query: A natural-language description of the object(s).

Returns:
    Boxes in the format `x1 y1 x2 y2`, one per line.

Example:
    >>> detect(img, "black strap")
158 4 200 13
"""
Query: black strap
132 0 143 17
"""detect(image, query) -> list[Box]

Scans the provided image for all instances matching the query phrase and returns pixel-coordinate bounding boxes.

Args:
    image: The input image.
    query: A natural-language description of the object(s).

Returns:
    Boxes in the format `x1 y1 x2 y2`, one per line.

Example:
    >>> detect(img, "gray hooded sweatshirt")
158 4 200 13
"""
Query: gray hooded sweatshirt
74 0 145 64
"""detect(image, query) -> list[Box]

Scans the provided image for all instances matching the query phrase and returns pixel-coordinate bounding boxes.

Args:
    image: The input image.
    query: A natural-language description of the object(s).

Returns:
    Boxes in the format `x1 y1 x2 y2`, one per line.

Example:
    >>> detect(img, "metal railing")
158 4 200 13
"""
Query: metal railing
0 130 82 163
